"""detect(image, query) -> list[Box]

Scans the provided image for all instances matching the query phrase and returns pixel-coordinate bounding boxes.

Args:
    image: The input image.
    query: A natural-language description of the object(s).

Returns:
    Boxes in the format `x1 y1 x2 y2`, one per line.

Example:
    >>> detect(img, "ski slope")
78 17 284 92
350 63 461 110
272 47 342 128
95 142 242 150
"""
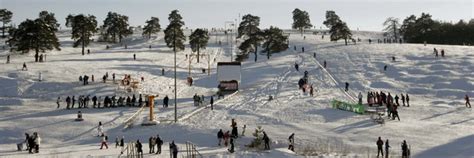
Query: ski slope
0 30 473 158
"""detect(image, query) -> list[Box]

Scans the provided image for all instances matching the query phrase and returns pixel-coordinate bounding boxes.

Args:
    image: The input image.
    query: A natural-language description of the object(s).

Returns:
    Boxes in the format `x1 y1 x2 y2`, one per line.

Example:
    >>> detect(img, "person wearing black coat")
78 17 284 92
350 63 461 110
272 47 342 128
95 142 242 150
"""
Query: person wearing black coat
210 96 214 110
263 132 270 150
163 95 169 108
136 140 143 157
406 94 410 107
156 134 163 154
28 135 35 154
217 129 224 146
377 137 384 157
345 82 349 92
385 139 390 158
401 140 409 158
228 137 235 153
92 96 97 108
170 141 178 158
288 133 295 151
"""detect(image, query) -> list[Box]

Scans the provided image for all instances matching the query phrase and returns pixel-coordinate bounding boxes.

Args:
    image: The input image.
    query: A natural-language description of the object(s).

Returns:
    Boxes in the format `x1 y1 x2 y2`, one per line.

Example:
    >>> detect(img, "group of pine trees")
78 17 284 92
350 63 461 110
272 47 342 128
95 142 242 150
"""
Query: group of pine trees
399 13 473 45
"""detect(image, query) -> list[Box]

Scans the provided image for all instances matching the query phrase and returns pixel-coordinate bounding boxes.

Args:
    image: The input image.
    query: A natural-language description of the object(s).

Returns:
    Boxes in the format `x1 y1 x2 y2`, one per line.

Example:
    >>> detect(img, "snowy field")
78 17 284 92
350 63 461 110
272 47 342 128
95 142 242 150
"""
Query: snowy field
0 29 473 158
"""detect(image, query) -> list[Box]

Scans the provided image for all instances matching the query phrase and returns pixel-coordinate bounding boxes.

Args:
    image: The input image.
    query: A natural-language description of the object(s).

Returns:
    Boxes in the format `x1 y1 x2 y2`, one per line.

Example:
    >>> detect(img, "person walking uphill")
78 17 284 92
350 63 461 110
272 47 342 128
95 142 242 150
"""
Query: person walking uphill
377 137 384 157
288 133 295 152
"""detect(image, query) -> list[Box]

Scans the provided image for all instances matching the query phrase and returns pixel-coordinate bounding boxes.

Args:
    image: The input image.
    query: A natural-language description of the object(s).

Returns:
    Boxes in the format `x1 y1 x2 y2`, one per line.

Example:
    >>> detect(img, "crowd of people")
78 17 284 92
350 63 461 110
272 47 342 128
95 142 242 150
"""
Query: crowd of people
17 132 41 154
57 93 173 109
363 91 410 121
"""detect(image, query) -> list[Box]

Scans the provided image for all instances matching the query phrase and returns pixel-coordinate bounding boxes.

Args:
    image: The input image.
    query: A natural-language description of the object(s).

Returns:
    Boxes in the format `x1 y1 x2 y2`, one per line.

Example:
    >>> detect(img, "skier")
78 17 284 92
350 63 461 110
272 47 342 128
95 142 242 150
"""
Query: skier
163 95 169 108
288 133 295 152
345 82 349 92
465 94 471 108
156 134 163 154
22 62 27 71
376 137 384 157
406 94 410 107
263 132 270 150
56 97 61 108
401 140 409 158
358 92 363 105
294 62 299 71
136 140 143 157
97 121 103 136
401 94 406 106
217 129 224 146
210 96 214 110
99 133 108 149
385 139 390 158
228 137 235 153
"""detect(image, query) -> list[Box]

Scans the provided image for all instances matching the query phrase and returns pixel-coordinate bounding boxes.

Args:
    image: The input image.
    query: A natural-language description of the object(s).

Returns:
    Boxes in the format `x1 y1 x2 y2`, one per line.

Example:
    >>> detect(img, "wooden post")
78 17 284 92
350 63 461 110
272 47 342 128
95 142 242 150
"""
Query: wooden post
149 95 154 121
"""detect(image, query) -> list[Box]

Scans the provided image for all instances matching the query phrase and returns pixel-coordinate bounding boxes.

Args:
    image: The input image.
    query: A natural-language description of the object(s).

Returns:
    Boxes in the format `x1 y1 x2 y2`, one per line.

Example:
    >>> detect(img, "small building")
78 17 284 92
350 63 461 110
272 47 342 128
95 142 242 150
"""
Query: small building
217 62 241 92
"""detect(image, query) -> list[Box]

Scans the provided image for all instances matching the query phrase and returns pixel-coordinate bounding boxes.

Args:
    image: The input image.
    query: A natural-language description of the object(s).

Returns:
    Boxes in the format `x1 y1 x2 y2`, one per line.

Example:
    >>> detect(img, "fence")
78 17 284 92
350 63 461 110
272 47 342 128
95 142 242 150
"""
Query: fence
184 141 202 158
118 142 137 158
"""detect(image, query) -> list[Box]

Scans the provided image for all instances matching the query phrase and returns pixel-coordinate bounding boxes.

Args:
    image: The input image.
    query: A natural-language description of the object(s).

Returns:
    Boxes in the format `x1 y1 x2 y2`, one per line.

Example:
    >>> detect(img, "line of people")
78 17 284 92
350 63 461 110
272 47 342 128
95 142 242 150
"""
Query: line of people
376 137 410 158
59 94 164 109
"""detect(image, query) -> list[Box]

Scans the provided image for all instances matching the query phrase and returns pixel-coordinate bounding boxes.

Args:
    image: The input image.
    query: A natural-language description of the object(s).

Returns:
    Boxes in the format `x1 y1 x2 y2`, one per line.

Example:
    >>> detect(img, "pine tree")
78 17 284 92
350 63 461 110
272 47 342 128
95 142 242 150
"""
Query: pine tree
292 8 312 36
323 10 341 28
66 14 98 55
142 17 161 39
383 17 400 40
164 10 185 51
329 21 352 45
8 18 60 62
237 14 262 61
189 28 209 63
261 26 288 59
0 9 13 38
38 11 59 31
100 12 132 43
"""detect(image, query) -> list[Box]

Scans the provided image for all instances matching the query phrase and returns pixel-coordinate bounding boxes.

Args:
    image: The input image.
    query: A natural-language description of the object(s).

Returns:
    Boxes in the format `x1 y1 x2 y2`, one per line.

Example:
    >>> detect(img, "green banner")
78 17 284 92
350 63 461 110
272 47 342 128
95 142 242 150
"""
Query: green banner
332 100 365 114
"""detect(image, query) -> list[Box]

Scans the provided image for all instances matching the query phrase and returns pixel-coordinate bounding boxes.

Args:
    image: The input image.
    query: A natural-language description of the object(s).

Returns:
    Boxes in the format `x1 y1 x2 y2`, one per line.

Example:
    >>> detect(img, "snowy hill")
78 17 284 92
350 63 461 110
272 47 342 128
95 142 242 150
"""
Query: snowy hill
0 30 473 158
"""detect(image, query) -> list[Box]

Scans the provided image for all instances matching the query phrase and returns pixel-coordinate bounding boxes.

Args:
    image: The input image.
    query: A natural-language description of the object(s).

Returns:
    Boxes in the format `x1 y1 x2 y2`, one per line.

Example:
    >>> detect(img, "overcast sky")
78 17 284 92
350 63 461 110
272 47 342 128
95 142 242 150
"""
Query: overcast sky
1 0 473 31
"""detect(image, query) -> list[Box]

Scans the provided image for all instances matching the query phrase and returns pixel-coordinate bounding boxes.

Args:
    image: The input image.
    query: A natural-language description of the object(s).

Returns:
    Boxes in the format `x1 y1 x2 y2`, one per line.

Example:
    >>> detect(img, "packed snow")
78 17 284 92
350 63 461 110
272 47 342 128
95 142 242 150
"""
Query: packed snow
0 29 473 158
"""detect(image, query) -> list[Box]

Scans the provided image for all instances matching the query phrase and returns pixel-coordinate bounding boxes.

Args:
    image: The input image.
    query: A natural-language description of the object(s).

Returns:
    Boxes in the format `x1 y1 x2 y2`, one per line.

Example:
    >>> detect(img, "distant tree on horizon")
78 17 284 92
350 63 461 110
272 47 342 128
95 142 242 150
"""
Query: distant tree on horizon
66 14 98 55
324 11 352 45
261 26 288 59
383 17 400 40
8 14 61 61
189 28 209 63
292 8 312 36
142 17 161 39
0 9 13 38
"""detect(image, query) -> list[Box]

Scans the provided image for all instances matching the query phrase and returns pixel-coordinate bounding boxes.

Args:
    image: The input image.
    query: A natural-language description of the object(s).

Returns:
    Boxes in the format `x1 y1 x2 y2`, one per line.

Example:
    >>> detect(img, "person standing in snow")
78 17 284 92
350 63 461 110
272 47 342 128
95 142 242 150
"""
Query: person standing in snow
394 95 400 106
241 125 246 136
401 140 409 158
385 139 390 158
384 65 388 71
56 97 61 108
135 140 143 157
231 119 238 138
156 134 163 154
302 47 305 52
465 94 471 108
217 129 224 146
28 133 35 153
392 106 400 121
228 137 235 153
434 48 438 57
210 96 214 110
170 141 178 158
120 136 125 154
66 96 71 108
133 54 136 60
310 85 314 97
223 131 230 146
288 133 295 152
99 133 108 149
22 62 27 71
401 94 406 106
376 137 384 157
358 92 363 105
345 82 349 92
33 132 40 153
97 121 103 136
406 94 410 107
6 55 10 64
294 62 299 71
149 136 155 154
163 95 169 108
263 132 270 150
115 136 119 148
